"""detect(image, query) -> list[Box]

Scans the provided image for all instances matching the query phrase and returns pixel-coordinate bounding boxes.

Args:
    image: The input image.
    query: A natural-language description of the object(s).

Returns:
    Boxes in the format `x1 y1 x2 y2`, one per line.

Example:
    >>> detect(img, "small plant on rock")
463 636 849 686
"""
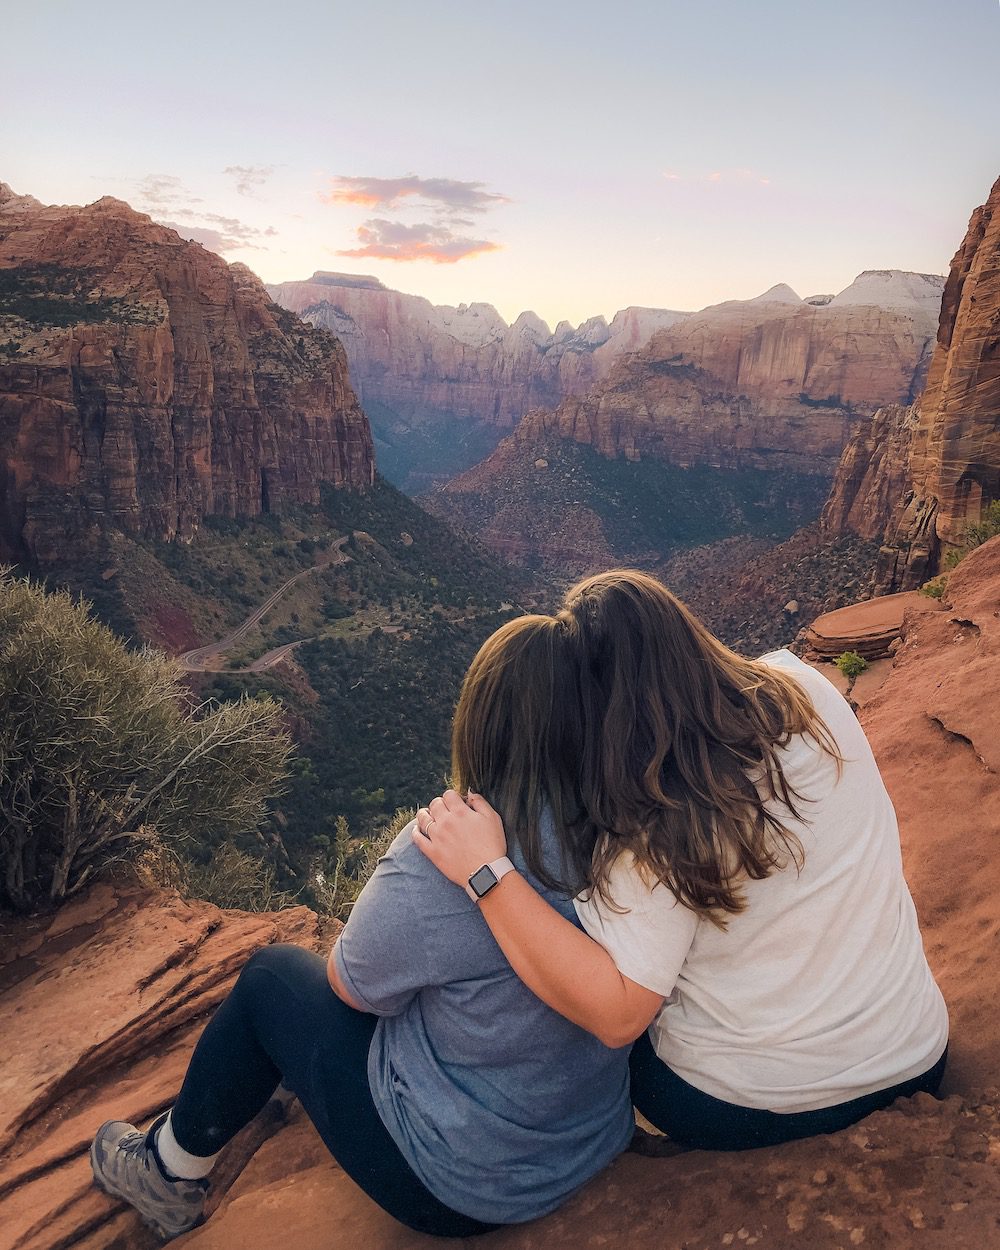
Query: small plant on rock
835 651 868 681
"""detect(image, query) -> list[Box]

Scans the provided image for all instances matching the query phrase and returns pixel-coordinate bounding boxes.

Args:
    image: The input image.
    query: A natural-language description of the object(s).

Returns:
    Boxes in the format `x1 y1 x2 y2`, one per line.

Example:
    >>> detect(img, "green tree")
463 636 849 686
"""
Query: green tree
0 571 291 912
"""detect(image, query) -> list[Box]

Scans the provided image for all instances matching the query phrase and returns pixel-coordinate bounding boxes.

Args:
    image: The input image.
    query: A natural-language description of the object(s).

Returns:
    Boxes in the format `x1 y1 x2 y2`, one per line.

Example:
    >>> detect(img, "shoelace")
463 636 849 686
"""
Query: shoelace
116 1131 155 1171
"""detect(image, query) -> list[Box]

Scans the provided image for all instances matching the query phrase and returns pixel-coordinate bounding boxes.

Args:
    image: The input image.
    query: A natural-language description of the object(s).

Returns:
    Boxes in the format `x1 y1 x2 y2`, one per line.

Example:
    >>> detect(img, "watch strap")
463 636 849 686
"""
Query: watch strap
466 855 516 902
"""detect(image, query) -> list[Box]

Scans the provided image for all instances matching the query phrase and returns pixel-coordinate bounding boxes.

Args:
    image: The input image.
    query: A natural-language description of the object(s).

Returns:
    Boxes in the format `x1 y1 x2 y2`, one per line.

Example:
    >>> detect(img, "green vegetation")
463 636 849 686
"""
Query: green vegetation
919 576 948 600
306 807 415 920
797 392 848 410
835 651 868 681
37 477 522 895
441 440 833 582
0 264 162 329
0 570 290 913
943 501 1000 569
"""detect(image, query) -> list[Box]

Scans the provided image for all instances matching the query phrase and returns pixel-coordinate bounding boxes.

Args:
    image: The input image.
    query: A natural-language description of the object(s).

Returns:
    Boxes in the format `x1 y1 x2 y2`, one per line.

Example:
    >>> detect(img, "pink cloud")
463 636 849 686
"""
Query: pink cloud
337 218 501 264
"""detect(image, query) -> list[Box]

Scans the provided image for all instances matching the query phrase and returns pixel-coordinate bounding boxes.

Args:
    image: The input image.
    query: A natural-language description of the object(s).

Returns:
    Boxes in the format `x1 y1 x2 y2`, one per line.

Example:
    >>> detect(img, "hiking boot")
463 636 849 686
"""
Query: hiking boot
90 1116 208 1240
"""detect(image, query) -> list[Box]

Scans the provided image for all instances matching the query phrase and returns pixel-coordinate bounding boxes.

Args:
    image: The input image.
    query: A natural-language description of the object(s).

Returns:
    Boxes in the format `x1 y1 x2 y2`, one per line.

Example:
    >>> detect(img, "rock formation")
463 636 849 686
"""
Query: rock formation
265 271 689 432
822 175 1000 590
270 270 942 495
0 184 375 565
820 403 920 540
425 273 942 572
4 537 1000 1249
483 270 943 477
804 590 929 661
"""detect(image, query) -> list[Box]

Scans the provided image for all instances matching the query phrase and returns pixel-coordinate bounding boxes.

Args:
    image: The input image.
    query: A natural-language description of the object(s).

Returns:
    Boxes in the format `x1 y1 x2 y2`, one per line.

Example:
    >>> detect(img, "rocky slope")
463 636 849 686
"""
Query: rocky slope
4 537 1000 1249
823 175 1000 590
265 271 688 491
0 184 375 565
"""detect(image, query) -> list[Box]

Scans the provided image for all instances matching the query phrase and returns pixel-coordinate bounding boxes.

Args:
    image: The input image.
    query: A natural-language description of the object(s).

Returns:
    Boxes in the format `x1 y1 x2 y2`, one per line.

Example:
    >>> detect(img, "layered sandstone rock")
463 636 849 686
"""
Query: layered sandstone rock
0 184 374 564
819 403 919 539
265 271 689 433
4 542 1000 1248
492 272 941 477
428 276 941 573
823 176 1000 590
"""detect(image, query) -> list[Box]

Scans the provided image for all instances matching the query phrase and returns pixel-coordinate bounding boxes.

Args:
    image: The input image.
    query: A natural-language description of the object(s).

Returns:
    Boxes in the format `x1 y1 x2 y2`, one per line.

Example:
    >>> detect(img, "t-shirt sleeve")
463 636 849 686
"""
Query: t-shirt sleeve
573 852 699 998
333 831 434 1017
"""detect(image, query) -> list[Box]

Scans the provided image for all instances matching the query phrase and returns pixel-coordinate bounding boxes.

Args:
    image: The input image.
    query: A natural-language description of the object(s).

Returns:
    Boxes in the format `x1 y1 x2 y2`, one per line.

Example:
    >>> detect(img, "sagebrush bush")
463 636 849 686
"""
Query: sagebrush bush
0 571 291 912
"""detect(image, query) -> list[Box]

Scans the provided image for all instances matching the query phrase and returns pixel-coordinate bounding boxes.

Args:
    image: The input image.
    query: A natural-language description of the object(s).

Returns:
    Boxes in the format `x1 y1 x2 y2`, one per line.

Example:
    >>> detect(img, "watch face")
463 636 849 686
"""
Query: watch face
469 865 499 898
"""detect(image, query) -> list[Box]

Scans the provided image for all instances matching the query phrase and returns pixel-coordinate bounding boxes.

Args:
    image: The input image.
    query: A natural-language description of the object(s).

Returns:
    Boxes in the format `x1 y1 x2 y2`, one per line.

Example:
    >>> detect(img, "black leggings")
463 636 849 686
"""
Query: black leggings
170 944 499 1237
629 1030 949 1151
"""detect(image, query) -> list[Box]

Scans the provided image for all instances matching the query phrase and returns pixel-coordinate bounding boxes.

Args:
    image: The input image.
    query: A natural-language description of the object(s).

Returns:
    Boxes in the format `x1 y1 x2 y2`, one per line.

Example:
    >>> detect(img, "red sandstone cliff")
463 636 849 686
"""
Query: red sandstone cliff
822 175 1000 590
0 184 375 564
4 538 1000 1248
484 273 941 478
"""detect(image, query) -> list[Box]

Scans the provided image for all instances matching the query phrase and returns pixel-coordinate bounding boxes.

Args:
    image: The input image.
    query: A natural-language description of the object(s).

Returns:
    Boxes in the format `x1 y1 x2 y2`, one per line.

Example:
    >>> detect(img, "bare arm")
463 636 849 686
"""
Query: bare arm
413 791 664 1049
326 944 368 1012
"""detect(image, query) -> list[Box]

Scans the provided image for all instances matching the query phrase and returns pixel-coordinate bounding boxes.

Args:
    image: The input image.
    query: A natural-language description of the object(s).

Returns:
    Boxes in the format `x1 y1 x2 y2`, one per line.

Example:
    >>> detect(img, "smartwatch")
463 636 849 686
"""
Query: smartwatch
466 856 516 902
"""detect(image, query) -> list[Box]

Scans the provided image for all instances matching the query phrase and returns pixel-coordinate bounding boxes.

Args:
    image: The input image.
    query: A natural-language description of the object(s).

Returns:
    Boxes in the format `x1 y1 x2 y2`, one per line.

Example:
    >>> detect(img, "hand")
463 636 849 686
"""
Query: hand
413 789 509 890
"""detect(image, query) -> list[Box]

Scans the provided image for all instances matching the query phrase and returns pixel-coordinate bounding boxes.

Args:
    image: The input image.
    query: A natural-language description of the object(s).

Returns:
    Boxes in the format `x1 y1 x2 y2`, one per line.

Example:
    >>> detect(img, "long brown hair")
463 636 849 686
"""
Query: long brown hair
559 570 842 923
451 614 585 891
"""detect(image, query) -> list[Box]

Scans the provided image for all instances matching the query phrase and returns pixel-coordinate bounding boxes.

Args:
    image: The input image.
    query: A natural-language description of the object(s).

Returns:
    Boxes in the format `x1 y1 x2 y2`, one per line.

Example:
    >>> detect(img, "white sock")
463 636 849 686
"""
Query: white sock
154 1110 219 1181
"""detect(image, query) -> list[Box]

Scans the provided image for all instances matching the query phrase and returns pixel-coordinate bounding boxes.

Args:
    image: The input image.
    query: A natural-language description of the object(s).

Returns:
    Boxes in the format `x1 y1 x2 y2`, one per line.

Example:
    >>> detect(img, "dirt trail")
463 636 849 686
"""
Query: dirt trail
177 537 349 674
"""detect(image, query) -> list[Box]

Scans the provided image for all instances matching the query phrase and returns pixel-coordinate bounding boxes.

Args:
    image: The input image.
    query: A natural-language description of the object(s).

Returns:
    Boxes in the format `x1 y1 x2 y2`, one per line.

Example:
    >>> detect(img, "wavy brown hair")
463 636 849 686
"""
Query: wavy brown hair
451 614 586 890
558 570 842 923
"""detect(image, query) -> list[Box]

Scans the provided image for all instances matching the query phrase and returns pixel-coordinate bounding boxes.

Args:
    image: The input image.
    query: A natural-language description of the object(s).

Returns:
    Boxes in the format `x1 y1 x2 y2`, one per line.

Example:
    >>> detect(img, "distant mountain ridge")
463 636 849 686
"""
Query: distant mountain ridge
266 270 689 490
268 267 944 493
425 267 944 574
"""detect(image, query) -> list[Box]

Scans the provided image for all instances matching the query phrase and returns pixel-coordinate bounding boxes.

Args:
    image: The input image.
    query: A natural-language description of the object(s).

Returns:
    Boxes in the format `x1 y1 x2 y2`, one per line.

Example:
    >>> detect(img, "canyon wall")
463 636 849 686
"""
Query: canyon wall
266 270 689 431
0 184 374 564
823 175 1000 590
494 271 943 476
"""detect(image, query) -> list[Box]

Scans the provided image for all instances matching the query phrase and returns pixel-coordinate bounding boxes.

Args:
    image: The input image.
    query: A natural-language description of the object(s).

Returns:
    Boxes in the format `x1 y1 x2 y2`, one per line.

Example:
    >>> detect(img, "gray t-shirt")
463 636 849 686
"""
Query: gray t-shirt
334 813 634 1224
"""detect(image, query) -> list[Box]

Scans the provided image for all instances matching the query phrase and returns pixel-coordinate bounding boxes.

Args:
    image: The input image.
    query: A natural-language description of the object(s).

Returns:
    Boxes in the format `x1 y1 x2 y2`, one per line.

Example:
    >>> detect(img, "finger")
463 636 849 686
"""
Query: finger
467 792 498 816
441 788 465 813
428 795 447 819
411 827 434 858
416 806 433 833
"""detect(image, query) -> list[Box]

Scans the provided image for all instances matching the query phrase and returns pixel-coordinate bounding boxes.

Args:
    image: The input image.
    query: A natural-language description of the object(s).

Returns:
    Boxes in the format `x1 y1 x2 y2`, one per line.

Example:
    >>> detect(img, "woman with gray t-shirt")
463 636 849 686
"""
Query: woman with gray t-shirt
90 614 633 1240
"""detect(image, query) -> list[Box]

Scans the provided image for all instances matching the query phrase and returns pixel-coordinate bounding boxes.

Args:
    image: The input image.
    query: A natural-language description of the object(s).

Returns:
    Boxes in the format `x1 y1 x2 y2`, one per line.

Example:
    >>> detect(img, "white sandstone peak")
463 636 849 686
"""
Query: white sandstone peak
748 283 803 305
830 270 945 311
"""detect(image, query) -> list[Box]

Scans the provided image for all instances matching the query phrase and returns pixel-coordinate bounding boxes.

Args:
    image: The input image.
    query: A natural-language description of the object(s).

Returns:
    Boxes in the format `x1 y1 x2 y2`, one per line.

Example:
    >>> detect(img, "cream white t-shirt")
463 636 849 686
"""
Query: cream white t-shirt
574 649 948 1112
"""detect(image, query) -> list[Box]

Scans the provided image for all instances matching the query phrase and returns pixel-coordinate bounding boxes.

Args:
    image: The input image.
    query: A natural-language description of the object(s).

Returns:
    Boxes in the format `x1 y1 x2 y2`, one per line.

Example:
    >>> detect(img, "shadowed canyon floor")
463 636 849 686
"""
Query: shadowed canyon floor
3 538 1000 1250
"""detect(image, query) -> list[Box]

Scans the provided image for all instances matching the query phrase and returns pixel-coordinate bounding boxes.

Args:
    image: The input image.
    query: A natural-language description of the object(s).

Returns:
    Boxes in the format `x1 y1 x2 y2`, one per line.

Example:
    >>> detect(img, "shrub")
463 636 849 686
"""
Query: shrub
180 842 290 912
835 651 868 681
942 502 1000 570
307 807 414 921
0 571 291 912
919 577 947 600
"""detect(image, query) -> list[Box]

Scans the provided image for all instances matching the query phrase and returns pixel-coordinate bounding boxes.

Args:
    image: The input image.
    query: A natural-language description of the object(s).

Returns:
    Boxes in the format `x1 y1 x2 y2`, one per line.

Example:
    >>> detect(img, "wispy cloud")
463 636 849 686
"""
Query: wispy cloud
337 218 501 264
224 164 274 196
134 174 277 254
323 174 510 214
136 174 203 208
662 167 771 186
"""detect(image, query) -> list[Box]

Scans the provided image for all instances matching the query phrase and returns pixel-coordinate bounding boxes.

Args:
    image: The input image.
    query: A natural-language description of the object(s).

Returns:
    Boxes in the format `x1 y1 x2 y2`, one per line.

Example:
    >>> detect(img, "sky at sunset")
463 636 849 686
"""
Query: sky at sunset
5 0 1000 327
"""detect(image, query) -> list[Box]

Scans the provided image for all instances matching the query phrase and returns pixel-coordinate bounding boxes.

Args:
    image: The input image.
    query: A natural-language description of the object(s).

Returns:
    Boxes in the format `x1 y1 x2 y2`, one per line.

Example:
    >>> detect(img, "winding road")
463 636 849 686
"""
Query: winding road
178 536 349 674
